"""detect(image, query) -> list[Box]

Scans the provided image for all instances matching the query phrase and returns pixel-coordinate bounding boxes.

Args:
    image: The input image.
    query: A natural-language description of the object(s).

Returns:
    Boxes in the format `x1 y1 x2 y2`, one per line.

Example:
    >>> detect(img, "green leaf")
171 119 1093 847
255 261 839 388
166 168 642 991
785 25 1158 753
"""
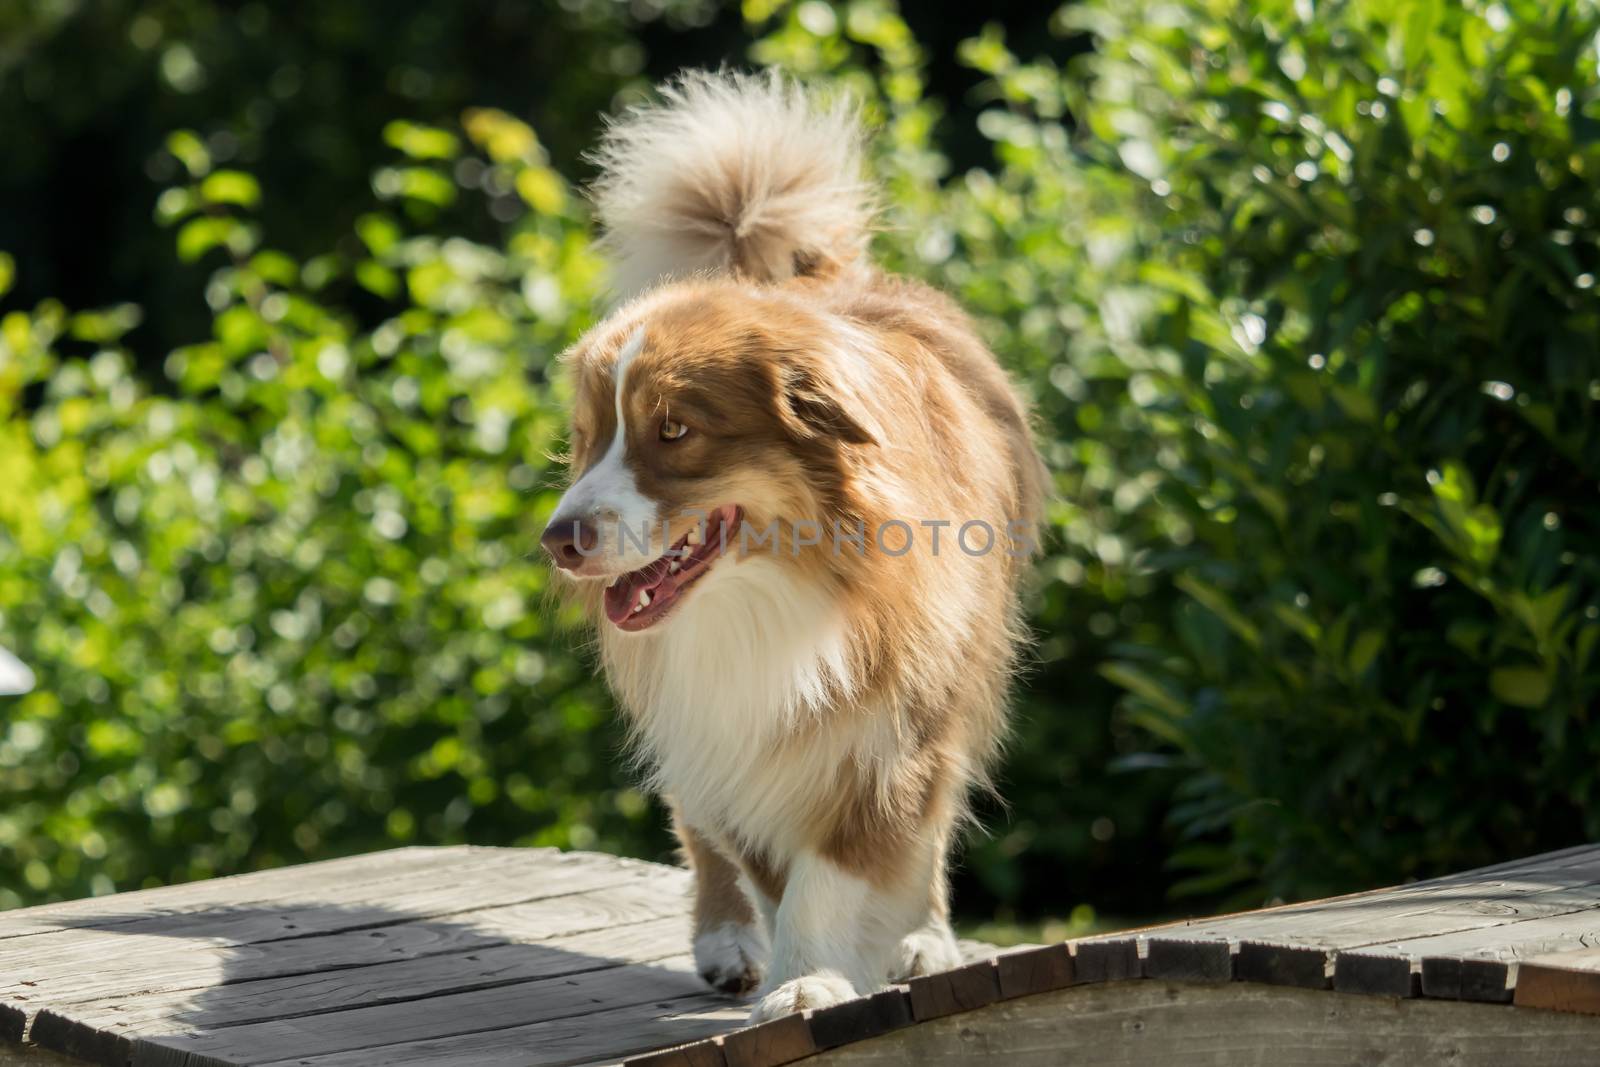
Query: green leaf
249 250 299 287
514 168 565 214
70 304 142 343
383 120 460 161
355 260 400 300
1175 574 1262 649
1513 585 1570 646
1578 626 1600 674
1489 665 1553 709
165 129 211 177
356 213 402 256
199 170 261 209
176 217 231 263
1347 629 1385 676
1099 661 1189 719
395 168 456 207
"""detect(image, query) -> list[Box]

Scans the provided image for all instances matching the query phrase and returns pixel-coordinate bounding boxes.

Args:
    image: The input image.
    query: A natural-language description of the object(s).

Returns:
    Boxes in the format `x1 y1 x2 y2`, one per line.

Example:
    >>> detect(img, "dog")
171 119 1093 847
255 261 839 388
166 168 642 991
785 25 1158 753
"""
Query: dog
541 70 1047 1022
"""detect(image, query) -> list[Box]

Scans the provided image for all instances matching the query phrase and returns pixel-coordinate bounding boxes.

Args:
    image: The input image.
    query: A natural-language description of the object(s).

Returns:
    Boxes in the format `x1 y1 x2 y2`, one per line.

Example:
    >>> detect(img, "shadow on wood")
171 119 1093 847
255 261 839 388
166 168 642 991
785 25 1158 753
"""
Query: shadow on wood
0 848 745 1066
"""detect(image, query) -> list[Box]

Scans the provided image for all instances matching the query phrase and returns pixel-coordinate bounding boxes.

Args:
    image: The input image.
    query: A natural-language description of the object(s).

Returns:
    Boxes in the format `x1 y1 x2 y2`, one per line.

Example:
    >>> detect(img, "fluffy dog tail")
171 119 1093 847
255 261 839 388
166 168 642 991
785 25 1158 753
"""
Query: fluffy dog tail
588 70 873 298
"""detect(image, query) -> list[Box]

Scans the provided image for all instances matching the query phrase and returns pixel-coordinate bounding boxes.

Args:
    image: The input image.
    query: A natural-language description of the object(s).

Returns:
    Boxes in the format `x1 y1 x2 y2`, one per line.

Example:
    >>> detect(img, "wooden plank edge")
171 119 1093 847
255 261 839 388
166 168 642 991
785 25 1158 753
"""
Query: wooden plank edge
0 1002 23 1045
995 944 1074 999
807 988 912 1050
718 1011 817 1067
1420 957 1514 1004
1070 938 1140 984
905 957 1001 1021
1332 952 1418 998
131 1039 240 1067
1515 961 1600 1016
1234 941 1329 990
1141 937 1233 983
28 1009 128 1067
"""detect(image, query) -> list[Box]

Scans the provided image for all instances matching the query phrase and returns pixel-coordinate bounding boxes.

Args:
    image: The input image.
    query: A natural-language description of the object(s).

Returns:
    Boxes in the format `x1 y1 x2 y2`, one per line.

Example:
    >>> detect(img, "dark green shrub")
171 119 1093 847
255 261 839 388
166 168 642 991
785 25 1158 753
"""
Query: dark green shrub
0 114 649 907
1056 0 1600 903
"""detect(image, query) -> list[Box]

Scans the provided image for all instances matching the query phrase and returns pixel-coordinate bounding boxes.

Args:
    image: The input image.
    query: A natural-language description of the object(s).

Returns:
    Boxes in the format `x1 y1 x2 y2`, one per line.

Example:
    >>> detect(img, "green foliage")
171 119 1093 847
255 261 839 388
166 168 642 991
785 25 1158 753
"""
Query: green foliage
0 110 634 907
3 0 1600 918
1047 0 1600 904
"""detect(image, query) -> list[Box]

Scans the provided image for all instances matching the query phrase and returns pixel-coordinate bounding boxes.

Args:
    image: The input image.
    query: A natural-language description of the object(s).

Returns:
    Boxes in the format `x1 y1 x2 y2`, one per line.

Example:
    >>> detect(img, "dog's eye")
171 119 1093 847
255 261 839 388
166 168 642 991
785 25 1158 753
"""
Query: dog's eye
659 418 688 442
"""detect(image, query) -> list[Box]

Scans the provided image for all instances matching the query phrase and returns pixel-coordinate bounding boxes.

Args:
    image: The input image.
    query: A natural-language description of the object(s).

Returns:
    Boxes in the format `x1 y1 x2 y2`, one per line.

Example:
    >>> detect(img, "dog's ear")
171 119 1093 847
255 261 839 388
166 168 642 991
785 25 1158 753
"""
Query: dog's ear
777 362 876 446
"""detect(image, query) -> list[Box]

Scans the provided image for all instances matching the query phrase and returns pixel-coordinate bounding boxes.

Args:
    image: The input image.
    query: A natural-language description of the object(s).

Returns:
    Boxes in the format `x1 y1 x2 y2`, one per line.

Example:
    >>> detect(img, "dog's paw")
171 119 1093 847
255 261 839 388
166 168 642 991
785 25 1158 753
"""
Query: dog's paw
890 922 962 981
748 973 857 1023
694 922 768 997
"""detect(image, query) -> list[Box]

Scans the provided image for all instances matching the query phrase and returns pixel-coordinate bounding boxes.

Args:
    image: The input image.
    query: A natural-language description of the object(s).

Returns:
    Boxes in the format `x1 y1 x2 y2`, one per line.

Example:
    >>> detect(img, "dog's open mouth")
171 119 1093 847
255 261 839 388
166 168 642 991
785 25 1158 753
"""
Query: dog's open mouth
603 505 741 632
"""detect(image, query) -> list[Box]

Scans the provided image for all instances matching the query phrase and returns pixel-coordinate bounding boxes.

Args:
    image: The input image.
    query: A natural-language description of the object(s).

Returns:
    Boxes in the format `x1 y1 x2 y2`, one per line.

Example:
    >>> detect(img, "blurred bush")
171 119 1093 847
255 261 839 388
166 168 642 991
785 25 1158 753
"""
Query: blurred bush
0 0 738 359
1044 0 1600 904
0 109 637 907
2 0 1599 917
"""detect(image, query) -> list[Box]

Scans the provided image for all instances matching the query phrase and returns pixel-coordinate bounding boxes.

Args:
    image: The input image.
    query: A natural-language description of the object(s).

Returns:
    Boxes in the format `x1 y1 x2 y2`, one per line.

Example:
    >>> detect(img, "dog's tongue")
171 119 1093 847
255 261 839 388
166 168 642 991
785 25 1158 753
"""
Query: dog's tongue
603 560 672 625
602 506 740 628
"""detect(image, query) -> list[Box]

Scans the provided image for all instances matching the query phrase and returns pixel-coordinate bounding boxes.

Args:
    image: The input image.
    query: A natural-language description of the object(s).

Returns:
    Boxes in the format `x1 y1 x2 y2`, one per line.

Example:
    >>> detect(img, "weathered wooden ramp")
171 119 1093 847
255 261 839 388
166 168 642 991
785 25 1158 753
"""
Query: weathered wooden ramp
0 847 754 1066
4 845 1600 1066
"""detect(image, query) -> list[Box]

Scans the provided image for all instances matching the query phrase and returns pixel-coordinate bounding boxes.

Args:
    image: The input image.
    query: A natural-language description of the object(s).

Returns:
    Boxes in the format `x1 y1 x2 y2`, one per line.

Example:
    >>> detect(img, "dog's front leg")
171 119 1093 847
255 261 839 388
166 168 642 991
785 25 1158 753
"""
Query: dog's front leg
674 813 769 996
891 827 962 980
749 849 914 1022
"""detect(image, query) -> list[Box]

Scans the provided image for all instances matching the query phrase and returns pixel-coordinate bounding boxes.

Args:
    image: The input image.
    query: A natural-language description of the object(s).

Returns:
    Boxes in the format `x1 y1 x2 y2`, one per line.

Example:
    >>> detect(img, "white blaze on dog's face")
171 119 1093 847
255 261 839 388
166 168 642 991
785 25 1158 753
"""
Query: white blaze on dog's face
546 327 660 574
542 287 878 635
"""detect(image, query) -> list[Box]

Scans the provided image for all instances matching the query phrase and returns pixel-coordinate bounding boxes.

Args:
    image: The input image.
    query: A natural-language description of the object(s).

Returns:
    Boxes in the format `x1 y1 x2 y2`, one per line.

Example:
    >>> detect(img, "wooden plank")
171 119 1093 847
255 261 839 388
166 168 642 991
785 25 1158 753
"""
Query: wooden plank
905 958 1000 1021
803 978 1600 1066
8 855 688 1064
1127 844 1600 948
1514 947 1600 1014
0 849 663 983
0 848 503 941
993 944 1073 1000
1142 938 1232 983
130 953 712 1066
8 869 689 1020
1070 938 1139 984
719 1013 816 1067
1331 903 1600 1003
33 913 693 1066
25 877 686 1021
1234 941 1328 990
0 1005 20 1046
255 993 746 1067
1516 966 1600 1014
1149 864 1600 980
807 989 912 1050
1331 952 1416 998
1421 957 1514 1003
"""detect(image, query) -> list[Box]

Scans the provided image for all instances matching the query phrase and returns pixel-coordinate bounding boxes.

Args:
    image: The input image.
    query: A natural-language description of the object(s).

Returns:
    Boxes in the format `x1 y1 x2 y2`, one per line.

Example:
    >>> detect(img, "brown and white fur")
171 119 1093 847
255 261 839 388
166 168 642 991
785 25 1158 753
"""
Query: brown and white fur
541 71 1047 1022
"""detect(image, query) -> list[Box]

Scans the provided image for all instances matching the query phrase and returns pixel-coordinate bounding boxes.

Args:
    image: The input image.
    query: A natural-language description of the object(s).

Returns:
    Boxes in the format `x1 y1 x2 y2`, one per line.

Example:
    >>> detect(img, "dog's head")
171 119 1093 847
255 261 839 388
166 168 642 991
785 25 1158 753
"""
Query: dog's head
542 282 878 633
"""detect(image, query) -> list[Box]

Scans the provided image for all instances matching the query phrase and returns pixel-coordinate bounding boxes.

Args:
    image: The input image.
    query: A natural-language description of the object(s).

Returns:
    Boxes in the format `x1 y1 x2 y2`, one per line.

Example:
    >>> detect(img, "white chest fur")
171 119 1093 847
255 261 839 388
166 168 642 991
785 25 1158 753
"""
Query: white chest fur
598 557 861 857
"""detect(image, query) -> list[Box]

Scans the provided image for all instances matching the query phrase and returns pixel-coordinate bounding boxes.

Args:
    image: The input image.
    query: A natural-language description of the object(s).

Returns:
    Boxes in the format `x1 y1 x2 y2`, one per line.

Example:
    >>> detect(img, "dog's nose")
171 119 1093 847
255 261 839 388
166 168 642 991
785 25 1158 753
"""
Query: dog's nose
541 517 598 570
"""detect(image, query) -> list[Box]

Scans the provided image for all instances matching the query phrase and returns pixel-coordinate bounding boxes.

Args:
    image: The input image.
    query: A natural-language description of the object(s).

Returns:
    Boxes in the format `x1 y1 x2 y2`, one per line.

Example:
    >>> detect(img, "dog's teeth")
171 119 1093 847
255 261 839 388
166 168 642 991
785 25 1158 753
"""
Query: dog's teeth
685 526 701 546
637 589 651 609
668 561 681 573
